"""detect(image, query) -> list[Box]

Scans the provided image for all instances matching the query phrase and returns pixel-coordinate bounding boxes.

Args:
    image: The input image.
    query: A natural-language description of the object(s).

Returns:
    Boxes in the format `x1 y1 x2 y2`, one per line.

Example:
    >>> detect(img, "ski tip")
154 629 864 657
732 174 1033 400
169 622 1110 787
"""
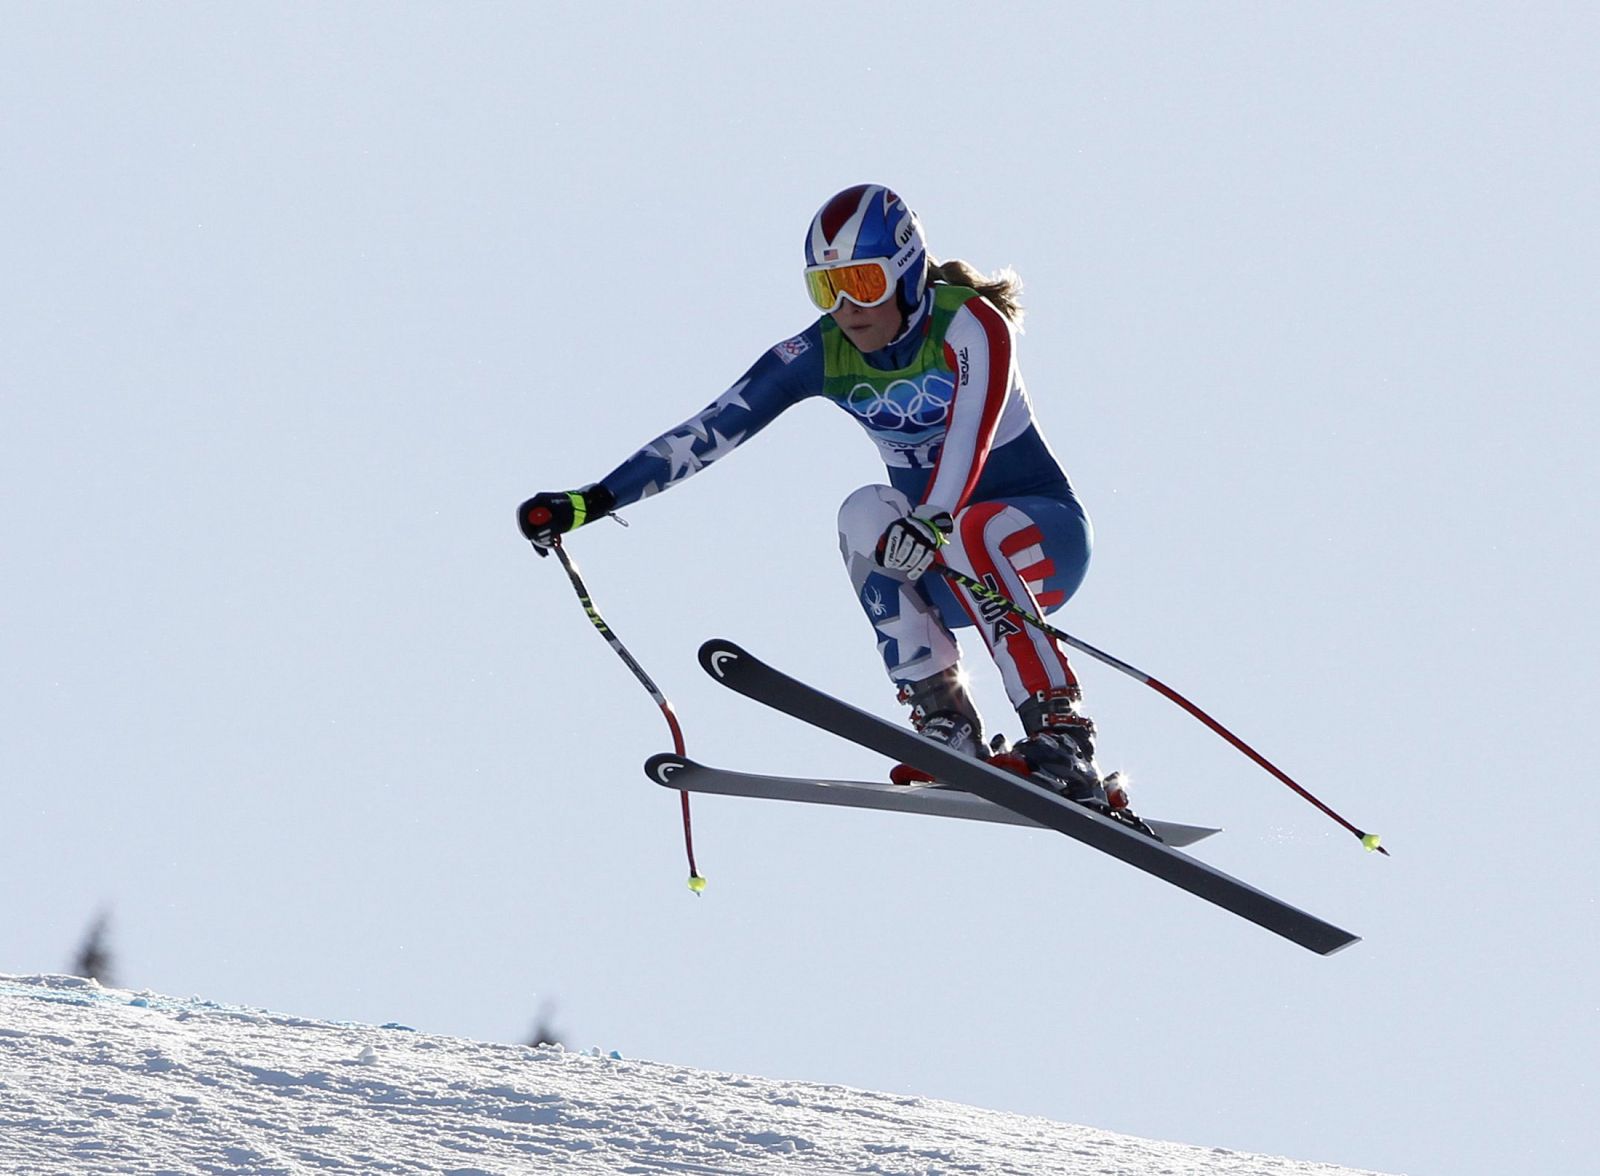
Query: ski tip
698 638 748 680
645 752 690 786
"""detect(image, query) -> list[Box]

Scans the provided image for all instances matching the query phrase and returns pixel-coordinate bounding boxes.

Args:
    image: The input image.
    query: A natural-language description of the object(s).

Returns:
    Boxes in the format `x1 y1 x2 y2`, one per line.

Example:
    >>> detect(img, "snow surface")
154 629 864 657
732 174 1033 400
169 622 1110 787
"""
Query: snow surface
0 974 1399 1176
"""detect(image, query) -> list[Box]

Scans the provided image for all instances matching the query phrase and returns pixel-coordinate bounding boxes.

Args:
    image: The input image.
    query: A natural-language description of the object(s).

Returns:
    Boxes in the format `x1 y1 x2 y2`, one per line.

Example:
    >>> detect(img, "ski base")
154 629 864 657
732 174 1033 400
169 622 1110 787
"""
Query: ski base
645 754 1221 848
694 638 1360 956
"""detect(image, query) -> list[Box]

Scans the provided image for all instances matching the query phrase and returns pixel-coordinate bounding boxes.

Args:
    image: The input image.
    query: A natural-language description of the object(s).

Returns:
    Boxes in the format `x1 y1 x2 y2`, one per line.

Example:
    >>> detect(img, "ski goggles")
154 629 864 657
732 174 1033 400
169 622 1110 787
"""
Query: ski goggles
803 259 896 312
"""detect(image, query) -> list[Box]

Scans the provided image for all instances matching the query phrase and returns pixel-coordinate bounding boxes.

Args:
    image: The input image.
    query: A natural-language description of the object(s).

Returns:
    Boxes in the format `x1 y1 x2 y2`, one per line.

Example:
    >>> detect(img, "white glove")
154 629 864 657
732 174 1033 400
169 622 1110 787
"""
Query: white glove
875 506 954 580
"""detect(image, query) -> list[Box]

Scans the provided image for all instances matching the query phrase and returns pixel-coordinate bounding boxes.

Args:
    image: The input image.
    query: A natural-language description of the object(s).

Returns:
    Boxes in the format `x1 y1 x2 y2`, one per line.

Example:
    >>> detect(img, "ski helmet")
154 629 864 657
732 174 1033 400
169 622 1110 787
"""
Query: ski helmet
804 184 928 315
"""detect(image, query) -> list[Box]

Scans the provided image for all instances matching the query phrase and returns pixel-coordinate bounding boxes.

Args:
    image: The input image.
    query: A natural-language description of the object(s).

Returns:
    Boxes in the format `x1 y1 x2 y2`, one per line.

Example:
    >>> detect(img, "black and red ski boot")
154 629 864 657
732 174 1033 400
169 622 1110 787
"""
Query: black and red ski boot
992 689 1159 838
889 666 986 786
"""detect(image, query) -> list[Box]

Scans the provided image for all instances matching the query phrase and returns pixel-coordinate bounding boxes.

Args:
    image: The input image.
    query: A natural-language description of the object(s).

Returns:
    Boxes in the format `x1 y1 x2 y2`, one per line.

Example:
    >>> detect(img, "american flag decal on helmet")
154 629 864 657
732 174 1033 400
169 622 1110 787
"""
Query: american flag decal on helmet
809 184 880 265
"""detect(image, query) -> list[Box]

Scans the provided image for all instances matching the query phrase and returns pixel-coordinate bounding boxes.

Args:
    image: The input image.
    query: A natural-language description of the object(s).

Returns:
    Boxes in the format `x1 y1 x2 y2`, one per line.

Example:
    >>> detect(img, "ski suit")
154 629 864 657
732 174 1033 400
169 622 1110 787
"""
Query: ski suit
598 284 1090 708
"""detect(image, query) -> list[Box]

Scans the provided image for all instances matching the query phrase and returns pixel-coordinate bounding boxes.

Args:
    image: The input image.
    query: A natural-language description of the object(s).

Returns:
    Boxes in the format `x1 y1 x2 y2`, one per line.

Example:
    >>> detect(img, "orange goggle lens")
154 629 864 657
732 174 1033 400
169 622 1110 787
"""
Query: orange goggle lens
804 260 894 312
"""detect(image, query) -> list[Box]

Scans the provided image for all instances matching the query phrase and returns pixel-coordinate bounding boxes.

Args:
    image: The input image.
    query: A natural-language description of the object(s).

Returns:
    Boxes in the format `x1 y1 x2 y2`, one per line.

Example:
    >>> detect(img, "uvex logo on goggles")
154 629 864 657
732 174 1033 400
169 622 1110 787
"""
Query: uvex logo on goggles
804 259 895 312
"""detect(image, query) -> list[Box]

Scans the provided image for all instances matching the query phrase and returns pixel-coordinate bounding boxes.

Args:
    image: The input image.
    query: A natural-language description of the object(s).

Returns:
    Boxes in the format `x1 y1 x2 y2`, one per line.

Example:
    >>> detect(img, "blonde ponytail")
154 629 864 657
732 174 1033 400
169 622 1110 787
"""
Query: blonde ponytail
927 257 1025 328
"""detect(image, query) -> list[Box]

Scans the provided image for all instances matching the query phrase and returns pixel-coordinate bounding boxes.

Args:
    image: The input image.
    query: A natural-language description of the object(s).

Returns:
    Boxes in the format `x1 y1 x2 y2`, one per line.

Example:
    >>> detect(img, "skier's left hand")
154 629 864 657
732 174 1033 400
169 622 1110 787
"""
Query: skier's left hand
875 505 953 580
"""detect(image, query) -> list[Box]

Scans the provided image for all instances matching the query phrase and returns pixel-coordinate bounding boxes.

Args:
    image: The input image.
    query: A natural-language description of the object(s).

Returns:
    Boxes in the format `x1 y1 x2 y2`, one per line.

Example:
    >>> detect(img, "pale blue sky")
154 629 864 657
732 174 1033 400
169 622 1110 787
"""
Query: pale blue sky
3 5 1596 1174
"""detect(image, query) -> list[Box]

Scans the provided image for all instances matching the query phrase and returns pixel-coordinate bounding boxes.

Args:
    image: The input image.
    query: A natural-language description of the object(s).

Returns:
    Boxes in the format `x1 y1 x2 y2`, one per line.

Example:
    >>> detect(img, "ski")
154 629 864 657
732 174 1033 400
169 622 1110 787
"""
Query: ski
644 753 1221 848
696 638 1360 956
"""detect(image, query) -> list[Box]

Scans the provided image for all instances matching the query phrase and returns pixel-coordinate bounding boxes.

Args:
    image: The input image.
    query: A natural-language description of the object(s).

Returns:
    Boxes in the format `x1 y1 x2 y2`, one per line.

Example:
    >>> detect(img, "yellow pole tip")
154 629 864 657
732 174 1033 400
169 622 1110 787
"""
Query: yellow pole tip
687 874 708 894
1361 833 1383 852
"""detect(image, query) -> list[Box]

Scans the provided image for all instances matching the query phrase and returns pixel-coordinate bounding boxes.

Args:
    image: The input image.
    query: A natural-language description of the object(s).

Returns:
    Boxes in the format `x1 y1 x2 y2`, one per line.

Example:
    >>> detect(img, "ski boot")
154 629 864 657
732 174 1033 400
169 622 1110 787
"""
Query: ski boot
890 666 985 786
993 689 1159 839
992 689 1104 804
1097 771 1158 838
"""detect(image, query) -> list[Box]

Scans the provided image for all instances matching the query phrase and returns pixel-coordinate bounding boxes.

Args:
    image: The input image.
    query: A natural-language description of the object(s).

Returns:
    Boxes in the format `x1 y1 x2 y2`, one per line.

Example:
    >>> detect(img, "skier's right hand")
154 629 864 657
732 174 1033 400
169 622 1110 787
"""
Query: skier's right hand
518 484 616 554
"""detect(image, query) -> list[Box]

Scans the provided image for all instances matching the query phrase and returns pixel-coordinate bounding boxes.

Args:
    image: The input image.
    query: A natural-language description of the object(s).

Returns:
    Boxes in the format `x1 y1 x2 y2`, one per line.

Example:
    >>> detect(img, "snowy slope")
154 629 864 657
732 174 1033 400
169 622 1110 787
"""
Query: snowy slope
0 974 1399 1175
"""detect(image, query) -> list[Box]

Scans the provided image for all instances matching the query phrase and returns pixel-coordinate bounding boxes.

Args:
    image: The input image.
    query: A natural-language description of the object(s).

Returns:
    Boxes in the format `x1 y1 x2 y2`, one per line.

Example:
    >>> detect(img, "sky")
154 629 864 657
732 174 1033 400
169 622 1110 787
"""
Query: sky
2 4 1596 1174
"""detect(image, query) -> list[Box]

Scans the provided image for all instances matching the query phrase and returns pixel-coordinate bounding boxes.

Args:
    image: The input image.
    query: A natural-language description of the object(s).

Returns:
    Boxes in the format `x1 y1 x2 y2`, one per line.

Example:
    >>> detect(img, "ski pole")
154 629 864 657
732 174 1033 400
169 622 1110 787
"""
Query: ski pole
545 538 707 891
932 563 1386 855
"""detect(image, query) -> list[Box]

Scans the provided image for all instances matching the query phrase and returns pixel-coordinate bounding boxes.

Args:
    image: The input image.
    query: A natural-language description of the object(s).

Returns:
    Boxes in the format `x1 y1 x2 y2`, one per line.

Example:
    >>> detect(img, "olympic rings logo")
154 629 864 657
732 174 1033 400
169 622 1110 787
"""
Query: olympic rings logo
843 372 954 433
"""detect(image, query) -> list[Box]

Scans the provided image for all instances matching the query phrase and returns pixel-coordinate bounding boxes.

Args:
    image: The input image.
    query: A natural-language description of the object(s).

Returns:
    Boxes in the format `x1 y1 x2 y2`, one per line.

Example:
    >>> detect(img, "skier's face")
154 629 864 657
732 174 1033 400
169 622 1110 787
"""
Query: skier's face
831 296 904 353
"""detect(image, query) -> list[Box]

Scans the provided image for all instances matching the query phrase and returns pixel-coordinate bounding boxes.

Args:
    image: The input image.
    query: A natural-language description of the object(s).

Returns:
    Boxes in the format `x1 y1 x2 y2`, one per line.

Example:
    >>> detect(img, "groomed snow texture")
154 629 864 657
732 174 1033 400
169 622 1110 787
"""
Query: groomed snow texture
0 975 1399 1175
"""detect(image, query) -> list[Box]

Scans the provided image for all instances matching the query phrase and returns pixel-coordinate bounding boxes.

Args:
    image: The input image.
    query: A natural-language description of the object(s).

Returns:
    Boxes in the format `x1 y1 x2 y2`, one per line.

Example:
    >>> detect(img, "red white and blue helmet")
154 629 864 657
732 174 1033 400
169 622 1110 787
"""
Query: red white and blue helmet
804 184 928 314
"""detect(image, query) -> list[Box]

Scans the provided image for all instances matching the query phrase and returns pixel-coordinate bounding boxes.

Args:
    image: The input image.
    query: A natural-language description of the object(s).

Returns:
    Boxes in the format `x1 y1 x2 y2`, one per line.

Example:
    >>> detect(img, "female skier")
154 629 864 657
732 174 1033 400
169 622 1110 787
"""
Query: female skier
520 184 1136 821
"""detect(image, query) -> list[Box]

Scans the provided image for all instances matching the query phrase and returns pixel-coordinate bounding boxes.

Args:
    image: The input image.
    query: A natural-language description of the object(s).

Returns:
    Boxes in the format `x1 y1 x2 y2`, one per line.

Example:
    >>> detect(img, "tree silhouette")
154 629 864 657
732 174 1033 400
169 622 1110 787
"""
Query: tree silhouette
72 908 115 987
527 997 566 1048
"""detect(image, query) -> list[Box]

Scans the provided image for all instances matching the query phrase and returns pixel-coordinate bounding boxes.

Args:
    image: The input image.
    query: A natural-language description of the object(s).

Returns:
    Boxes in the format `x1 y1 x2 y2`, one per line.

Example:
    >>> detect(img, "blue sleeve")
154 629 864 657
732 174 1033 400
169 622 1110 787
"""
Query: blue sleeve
598 325 825 510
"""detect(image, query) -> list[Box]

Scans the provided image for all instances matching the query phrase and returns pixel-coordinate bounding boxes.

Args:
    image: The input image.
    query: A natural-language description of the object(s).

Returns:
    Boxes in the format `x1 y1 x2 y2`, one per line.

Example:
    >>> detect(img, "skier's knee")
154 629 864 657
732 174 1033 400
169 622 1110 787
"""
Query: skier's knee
836 484 909 560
